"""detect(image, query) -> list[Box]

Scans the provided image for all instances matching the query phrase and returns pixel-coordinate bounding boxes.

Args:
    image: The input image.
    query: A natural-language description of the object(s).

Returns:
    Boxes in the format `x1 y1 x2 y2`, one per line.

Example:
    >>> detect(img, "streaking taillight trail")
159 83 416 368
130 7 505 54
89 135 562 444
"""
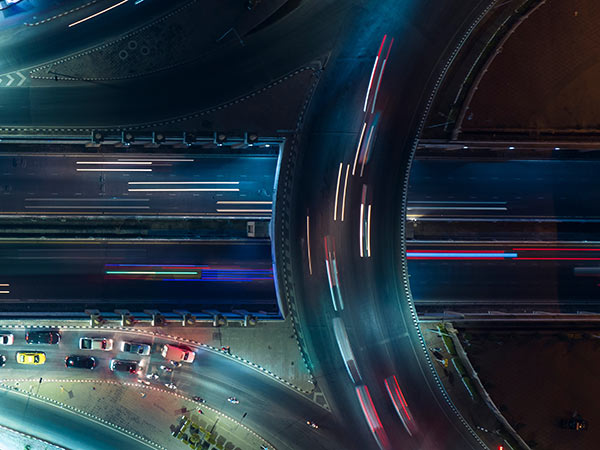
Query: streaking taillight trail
355 384 391 450
384 375 417 436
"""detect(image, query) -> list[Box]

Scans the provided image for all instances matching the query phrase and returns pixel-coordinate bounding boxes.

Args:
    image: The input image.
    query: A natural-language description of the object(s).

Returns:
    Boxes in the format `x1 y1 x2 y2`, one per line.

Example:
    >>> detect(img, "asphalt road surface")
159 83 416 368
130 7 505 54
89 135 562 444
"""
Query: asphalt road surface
0 0 194 73
0 240 276 314
284 0 499 449
0 153 275 216
0 0 345 127
407 242 600 313
408 158 600 220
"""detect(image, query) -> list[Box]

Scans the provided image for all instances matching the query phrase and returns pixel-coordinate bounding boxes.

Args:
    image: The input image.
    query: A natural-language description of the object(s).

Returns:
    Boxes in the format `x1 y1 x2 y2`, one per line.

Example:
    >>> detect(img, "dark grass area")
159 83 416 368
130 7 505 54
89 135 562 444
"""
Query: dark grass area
462 330 600 450
460 0 600 136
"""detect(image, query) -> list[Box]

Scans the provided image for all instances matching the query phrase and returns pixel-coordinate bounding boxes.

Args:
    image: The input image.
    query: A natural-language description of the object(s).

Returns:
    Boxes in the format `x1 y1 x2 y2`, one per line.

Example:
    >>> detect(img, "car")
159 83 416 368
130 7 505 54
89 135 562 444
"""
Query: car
16 352 46 365
0 333 14 345
25 330 60 345
227 397 239 404
561 416 588 431
65 355 96 370
0 355 6 367
79 337 113 351
164 383 177 390
161 344 195 363
306 420 319 429
121 341 151 356
110 359 139 374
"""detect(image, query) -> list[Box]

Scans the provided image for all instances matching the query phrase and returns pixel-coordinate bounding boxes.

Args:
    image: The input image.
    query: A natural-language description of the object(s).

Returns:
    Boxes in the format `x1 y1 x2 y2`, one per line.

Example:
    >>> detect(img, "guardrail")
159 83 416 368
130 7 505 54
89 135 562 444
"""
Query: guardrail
0 131 283 153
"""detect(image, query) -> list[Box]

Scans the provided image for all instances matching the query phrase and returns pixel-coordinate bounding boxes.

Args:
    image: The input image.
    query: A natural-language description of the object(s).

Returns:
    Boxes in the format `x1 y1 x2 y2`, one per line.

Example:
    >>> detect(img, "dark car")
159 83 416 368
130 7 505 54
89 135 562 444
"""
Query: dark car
26 330 60 345
110 359 139 374
561 416 588 431
0 354 6 367
65 355 96 370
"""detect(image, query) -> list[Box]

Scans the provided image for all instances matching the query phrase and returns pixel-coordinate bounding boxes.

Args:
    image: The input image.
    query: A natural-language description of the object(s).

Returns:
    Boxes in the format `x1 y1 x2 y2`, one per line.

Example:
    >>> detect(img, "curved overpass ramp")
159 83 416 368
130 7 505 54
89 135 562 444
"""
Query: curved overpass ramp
277 0 498 448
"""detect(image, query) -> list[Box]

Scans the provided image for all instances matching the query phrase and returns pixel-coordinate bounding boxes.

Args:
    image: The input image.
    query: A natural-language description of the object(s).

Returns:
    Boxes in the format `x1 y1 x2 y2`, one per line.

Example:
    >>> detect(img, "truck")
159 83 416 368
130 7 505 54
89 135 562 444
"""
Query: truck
161 344 195 363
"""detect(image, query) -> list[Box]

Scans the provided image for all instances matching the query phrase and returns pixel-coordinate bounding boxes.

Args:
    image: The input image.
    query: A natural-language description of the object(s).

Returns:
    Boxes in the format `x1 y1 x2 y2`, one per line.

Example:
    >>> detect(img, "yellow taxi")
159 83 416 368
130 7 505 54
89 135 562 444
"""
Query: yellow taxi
16 351 46 365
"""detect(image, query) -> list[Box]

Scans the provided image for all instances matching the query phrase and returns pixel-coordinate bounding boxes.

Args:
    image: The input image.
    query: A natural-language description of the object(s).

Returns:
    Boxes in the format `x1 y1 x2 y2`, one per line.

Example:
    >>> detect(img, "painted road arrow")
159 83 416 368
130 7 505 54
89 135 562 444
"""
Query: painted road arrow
15 71 26 86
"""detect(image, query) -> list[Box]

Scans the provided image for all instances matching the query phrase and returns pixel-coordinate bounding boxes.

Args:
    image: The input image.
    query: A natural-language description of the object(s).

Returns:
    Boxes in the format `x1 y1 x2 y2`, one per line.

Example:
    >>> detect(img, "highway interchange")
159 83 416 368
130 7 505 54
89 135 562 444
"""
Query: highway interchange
0 0 585 449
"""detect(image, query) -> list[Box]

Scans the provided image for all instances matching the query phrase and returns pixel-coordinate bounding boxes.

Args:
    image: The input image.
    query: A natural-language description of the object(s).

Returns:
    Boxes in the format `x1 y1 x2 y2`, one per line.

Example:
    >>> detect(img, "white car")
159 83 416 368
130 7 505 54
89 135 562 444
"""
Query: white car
0 334 14 345
79 337 113 351
121 341 151 356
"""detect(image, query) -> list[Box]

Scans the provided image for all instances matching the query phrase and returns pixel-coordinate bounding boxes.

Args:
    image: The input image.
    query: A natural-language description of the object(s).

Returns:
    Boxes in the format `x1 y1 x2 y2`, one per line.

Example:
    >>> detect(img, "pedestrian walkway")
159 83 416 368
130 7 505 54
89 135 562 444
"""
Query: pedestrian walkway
0 422 65 450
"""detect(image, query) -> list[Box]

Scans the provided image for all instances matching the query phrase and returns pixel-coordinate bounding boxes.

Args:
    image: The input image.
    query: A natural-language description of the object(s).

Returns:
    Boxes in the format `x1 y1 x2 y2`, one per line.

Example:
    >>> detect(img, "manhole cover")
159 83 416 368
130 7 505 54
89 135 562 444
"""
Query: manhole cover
118 50 128 60
128 40 137 50
140 46 150 56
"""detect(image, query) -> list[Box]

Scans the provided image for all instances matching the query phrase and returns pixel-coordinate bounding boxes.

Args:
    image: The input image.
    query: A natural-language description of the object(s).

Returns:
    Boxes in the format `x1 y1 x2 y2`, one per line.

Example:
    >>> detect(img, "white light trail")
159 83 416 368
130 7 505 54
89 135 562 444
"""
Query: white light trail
370 37 394 115
406 206 507 211
216 209 271 213
25 206 150 209
333 162 343 221
367 204 372 257
360 125 375 177
129 188 239 192
77 169 152 172
76 161 152 165
68 0 128 28
352 122 367 176
217 201 272 204
363 55 379 112
118 159 194 162
341 164 350 222
359 203 364 258
128 181 239 185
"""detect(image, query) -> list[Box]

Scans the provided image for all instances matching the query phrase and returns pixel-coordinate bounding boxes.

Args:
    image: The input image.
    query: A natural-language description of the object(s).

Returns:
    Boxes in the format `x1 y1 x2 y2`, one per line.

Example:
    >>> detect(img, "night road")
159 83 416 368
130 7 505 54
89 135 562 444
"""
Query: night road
0 152 275 217
0 240 276 314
